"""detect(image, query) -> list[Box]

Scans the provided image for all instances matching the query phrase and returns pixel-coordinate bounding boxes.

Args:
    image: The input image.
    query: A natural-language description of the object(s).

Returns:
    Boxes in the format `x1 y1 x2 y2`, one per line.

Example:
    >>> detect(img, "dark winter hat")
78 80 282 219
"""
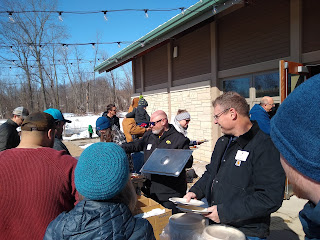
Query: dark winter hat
12 106 29 119
44 108 72 123
21 112 56 131
75 142 129 200
270 73 320 182
138 97 148 107
96 117 111 131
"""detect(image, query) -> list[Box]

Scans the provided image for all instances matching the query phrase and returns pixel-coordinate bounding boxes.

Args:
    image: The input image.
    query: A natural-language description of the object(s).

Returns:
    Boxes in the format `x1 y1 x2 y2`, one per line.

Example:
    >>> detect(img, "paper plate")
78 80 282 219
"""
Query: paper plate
169 197 205 206
176 204 212 214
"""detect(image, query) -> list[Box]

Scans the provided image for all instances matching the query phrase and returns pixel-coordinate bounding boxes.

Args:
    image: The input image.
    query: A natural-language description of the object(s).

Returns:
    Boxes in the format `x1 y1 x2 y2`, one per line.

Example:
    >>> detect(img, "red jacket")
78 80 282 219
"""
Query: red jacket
0 147 78 240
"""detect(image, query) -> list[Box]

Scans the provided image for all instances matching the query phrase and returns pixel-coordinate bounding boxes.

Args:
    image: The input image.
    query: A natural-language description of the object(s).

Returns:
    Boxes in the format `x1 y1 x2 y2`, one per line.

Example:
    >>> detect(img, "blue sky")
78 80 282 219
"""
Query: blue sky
57 0 199 60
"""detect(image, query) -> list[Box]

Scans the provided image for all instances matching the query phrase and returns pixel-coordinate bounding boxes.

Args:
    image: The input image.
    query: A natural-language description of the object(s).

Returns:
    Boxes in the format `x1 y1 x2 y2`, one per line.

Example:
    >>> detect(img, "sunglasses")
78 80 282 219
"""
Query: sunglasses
149 118 163 126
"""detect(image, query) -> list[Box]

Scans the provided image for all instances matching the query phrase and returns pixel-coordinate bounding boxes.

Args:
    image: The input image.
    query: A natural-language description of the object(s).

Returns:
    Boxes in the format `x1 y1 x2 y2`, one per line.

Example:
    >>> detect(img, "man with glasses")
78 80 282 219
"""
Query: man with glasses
249 96 275 135
122 110 193 213
44 108 72 155
0 106 29 151
102 104 120 129
184 92 285 240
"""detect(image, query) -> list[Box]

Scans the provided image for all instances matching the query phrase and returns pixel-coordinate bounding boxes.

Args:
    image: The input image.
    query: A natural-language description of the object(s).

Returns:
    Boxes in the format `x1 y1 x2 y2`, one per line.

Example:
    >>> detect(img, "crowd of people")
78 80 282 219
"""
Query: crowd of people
0 74 319 239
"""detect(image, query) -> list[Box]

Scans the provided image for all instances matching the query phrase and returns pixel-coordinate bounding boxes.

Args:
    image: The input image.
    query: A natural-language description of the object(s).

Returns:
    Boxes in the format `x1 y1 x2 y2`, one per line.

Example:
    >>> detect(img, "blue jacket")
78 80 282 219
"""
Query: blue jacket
44 200 155 240
249 104 271 135
299 201 320 240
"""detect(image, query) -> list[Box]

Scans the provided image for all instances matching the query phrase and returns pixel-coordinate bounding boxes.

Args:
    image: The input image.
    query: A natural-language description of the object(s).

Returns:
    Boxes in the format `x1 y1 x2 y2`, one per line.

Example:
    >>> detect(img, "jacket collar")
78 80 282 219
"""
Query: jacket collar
224 121 260 149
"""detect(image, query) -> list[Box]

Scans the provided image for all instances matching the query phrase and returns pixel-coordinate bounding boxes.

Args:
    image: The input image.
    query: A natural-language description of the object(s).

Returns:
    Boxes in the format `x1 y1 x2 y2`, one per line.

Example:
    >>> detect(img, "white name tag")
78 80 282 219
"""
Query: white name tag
147 144 152 150
235 150 249 162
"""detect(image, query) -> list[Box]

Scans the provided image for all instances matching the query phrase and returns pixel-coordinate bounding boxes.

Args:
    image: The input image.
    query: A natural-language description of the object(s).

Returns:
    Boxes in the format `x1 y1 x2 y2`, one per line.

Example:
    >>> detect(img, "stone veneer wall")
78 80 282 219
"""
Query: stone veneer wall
170 86 213 163
138 85 218 163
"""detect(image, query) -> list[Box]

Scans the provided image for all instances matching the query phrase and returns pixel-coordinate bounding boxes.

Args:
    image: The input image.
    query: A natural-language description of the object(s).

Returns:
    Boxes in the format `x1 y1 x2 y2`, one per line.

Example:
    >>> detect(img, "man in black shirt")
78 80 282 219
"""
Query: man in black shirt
102 104 120 129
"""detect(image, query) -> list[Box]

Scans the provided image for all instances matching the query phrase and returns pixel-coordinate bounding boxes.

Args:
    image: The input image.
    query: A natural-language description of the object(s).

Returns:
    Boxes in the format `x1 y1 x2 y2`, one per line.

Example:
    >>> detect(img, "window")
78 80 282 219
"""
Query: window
254 72 279 98
222 77 250 98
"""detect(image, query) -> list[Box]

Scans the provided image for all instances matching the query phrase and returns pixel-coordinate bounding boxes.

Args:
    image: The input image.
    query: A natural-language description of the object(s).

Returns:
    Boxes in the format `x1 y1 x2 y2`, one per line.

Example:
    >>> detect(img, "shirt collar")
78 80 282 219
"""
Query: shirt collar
230 121 259 149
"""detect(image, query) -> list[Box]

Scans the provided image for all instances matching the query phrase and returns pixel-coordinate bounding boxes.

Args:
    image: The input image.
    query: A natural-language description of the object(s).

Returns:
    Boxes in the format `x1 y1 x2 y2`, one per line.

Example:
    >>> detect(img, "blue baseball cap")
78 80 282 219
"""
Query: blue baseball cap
96 117 111 131
44 108 72 123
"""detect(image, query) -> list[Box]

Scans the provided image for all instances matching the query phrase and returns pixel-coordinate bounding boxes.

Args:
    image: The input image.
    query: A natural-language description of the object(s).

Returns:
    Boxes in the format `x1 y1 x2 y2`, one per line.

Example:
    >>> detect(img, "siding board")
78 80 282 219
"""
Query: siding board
218 0 290 71
133 58 141 90
302 0 320 53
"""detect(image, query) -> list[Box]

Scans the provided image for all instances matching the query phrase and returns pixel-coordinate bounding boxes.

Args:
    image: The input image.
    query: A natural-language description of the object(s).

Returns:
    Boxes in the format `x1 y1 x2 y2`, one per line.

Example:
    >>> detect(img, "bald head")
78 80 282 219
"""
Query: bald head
150 110 169 135
260 96 274 112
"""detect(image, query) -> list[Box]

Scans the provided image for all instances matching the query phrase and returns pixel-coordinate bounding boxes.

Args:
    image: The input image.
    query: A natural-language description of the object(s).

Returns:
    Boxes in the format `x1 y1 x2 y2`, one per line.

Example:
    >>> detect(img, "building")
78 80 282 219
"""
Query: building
95 0 320 162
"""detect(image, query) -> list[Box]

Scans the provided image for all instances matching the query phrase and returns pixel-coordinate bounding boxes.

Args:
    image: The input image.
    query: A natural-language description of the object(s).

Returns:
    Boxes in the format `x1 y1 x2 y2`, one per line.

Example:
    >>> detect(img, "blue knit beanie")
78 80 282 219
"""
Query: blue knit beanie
270 73 320 182
96 117 110 131
75 142 129 200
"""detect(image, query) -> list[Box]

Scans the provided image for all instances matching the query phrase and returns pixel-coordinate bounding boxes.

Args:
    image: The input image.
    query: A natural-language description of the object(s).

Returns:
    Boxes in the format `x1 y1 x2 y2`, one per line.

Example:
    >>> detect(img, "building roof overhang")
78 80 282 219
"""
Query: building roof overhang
94 0 242 73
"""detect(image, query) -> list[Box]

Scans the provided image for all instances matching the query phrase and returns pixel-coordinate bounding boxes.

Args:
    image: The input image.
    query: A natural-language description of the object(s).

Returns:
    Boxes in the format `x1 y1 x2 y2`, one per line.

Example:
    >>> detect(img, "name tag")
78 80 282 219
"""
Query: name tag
147 144 152 150
235 150 249 162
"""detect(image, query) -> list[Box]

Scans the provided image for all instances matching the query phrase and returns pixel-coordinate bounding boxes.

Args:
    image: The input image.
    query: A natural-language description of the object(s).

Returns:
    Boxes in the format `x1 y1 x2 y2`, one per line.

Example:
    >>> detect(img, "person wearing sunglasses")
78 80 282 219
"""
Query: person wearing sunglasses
184 92 285 240
122 110 193 214
249 96 275 135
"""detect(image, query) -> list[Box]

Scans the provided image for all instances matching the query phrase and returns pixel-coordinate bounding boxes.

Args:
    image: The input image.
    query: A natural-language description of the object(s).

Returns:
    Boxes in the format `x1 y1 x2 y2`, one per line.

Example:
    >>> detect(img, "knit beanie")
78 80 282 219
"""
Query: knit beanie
138 97 148 107
75 142 129 200
96 117 110 131
270 73 320 182
175 112 191 121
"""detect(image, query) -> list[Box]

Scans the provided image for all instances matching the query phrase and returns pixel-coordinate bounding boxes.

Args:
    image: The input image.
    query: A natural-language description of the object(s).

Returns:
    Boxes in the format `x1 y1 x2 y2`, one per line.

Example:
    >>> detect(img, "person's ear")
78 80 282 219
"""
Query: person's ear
229 108 237 120
47 128 55 140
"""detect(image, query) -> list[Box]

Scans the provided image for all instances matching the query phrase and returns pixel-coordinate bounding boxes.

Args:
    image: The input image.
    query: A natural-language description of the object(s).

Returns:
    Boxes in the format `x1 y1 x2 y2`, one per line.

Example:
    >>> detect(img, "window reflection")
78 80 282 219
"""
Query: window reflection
254 72 279 97
223 78 250 98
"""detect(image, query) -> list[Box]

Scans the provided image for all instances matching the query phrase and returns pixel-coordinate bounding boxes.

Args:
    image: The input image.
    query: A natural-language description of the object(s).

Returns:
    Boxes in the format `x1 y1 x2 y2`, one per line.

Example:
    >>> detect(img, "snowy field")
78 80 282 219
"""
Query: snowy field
0 111 126 142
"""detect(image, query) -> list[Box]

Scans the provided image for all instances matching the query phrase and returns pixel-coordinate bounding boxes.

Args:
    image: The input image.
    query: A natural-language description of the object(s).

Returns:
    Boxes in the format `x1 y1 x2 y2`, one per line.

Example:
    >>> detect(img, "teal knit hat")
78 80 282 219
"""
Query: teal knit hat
75 142 129 200
270 73 320 182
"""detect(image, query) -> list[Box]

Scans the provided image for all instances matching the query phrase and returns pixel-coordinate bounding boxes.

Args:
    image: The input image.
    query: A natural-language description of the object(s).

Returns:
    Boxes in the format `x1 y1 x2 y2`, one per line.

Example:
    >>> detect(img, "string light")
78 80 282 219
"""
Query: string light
103 11 108 21
8 11 14 22
213 6 217 14
117 42 121 48
140 41 145 47
180 7 185 15
39 45 42 51
58 12 63 21
91 43 95 49
10 46 14 52
144 9 149 18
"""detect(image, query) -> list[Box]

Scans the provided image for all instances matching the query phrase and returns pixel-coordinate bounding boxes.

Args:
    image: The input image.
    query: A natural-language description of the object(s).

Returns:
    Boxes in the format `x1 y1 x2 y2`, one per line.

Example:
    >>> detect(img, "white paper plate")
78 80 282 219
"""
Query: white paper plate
169 197 205 206
176 204 212 214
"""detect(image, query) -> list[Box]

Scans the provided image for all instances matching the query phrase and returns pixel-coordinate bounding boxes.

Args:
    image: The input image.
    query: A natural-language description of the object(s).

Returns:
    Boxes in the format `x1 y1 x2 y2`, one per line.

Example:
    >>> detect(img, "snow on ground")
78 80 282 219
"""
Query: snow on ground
0 112 126 142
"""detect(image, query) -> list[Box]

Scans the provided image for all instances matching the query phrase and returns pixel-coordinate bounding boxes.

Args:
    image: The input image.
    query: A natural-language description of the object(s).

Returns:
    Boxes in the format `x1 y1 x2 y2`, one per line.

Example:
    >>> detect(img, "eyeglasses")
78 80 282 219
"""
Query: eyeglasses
267 103 275 107
213 108 230 120
149 118 163 126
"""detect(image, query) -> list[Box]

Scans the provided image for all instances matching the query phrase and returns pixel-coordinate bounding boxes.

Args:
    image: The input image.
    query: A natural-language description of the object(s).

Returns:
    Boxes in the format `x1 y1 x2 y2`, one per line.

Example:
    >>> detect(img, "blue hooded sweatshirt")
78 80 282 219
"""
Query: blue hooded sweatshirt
249 104 271 135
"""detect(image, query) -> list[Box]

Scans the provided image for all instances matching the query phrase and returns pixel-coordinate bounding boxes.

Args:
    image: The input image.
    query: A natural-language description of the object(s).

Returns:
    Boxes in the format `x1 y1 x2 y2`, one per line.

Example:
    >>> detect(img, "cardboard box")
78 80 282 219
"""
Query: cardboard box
135 195 172 240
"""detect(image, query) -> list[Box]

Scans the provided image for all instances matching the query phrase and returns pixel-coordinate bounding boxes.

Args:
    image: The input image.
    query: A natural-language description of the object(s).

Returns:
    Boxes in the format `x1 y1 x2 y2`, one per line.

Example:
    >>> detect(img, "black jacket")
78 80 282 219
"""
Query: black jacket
122 125 193 201
190 122 285 238
126 106 150 124
102 113 120 129
44 200 155 240
53 137 71 155
0 119 20 152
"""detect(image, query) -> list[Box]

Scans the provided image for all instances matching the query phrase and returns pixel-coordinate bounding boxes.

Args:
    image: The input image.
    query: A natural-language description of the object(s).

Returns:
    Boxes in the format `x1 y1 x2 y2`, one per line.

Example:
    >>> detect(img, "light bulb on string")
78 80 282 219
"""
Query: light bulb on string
58 12 63 21
8 12 14 23
140 41 145 47
103 11 108 21
213 6 217 14
91 43 95 49
10 46 14 52
39 45 42 51
9 67 12 71
180 7 185 15
144 9 149 18
117 42 121 48
62 44 68 50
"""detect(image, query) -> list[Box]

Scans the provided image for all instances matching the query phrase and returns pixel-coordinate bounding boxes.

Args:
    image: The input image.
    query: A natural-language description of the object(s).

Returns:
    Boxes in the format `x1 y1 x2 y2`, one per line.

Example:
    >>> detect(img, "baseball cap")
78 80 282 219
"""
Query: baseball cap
44 108 71 123
12 107 29 119
21 112 56 131
96 117 111 131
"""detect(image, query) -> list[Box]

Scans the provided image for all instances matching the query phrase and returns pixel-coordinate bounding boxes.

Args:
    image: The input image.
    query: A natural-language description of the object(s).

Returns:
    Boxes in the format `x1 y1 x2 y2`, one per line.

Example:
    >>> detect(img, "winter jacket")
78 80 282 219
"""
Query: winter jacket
122 118 146 142
249 104 271 135
44 200 155 240
102 113 120 130
126 106 150 125
0 119 20 151
190 122 285 238
53 137 71 155
299 201 320 240
122 125 193 202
